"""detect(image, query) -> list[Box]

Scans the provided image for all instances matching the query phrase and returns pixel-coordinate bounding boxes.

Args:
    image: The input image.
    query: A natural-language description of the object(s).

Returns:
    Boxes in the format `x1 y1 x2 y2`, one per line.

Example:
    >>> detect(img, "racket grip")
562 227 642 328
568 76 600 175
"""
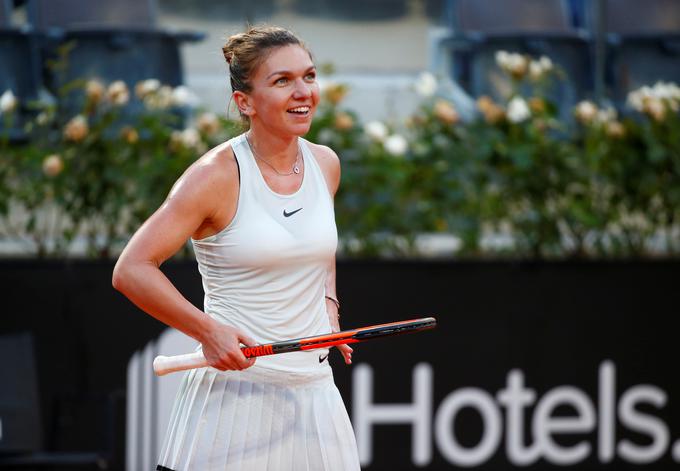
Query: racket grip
153 351 208 376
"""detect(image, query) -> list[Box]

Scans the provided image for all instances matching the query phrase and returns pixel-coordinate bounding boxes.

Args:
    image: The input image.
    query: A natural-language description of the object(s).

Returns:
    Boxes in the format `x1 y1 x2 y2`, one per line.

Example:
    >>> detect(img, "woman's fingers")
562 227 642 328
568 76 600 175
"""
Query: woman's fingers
235 331 258 368
337 344 353 365
238 332 258 348
204 326 257 371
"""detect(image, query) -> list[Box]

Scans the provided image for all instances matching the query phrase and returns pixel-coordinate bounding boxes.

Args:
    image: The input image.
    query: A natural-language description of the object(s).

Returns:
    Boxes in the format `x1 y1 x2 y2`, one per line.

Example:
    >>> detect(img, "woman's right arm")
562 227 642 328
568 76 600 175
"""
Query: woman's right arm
112 148 256 371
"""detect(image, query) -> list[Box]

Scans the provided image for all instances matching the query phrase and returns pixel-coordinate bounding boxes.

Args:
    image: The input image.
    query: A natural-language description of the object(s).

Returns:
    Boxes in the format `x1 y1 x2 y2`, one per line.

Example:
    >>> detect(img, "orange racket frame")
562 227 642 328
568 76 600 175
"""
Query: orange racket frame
153 317 437 376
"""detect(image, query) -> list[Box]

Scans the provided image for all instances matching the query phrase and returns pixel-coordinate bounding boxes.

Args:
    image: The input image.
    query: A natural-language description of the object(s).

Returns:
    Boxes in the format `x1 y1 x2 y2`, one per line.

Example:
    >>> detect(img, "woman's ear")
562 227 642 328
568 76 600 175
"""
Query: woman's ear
232 91 253 116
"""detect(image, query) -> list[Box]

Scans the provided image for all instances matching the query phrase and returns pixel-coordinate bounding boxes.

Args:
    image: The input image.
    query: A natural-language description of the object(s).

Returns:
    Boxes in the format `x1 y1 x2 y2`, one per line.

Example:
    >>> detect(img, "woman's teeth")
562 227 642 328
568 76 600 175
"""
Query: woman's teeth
288 106 310 114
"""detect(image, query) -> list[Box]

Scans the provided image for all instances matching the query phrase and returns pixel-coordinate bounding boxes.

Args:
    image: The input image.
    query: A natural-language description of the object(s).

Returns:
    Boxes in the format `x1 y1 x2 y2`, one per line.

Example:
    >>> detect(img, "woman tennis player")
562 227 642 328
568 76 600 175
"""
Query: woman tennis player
112 25 360 470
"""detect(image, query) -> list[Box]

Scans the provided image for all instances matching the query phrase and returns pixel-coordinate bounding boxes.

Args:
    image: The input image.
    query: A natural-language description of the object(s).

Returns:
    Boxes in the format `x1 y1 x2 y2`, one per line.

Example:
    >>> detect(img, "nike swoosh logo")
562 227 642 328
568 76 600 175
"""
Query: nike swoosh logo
283 207 303 217
318 353 329 363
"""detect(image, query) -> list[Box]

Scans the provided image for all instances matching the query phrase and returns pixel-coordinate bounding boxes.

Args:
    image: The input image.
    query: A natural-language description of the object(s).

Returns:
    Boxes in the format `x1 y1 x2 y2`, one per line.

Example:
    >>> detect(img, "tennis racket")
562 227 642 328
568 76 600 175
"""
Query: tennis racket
153 317 437 376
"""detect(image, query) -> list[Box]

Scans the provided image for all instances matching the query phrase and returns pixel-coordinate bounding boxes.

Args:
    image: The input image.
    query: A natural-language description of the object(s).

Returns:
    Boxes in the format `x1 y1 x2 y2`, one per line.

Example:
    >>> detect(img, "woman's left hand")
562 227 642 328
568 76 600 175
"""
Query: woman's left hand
336 343 353 365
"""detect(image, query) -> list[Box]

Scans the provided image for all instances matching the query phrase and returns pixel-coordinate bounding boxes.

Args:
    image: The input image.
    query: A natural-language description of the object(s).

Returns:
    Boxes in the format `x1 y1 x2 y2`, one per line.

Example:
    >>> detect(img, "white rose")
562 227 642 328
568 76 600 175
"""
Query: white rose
669 82 680 99
145 85 173 110
495 51 510 68
539 56 553 71
646 98 666 121
639 85 654 97
627 89 644 111
508 54 528 74
528 56 553 80
414 72 437 97
496 51 528 78
668 82 680 103
85 80 105 103
364 120 388 141
42 154 64 177
529 61 544 80
172 85 200 108
180 128 201 148
63 115 89 142
321 81 348 105
0 90 18 113
433 99 459 124
627 81 680 115
595 106 617 124
652 81 680 110
627 85 658 112
107 80 130 106
383 134 408 157
135 79 161 99
507 96 531 123
652 81 679 100
575 100 598 123
196 112 220 135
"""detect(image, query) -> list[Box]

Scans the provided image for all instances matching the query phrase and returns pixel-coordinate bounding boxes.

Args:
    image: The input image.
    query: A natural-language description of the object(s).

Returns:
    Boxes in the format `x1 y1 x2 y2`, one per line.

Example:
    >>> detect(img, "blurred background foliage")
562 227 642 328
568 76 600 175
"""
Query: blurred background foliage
1 49 679 259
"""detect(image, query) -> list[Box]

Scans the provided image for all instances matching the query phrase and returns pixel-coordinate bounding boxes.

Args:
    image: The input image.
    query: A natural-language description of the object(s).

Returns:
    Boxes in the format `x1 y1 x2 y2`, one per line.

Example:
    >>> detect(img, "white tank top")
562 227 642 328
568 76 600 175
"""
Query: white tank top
191 133 337 372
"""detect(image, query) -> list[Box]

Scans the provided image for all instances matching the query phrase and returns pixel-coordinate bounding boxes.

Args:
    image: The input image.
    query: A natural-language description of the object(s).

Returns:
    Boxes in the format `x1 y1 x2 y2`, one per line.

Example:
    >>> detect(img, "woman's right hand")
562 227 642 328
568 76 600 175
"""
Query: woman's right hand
200 321 257 371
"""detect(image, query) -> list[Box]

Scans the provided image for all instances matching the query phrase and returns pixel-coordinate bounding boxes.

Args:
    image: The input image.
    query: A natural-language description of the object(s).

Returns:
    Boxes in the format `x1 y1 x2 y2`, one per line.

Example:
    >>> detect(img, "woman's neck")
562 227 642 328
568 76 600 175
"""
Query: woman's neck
247 126 299 164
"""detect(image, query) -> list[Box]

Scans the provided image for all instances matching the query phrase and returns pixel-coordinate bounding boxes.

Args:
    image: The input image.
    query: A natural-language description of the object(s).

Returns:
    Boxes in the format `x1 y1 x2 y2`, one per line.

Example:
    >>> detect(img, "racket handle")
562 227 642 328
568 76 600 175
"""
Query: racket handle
153 351 207 376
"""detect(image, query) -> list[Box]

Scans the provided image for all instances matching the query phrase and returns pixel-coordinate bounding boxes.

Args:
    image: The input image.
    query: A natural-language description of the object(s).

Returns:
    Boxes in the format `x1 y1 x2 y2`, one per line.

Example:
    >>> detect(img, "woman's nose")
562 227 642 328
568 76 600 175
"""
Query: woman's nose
292 78 312 98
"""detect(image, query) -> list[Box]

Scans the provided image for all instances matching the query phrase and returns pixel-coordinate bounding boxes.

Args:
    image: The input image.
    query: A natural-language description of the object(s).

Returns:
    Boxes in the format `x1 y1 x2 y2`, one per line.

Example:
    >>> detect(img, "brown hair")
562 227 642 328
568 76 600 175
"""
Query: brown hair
222 25 312 95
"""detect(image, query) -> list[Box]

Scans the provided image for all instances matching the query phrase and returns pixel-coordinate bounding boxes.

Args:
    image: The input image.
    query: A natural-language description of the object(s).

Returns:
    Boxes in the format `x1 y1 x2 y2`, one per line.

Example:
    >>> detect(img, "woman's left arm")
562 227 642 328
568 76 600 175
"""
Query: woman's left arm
312 142 353 364
325 258 352 364
324 259 340 332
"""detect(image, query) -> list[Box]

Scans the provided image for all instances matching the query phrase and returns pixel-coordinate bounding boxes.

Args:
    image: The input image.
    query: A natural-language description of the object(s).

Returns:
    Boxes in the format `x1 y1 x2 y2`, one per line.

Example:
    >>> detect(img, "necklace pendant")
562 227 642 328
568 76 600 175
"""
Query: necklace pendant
294 164 300 174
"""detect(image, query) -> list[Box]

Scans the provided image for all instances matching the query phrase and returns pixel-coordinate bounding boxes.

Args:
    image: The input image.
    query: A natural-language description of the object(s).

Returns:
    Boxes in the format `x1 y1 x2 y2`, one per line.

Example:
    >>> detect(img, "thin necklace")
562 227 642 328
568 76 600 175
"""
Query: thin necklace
246 133 301 176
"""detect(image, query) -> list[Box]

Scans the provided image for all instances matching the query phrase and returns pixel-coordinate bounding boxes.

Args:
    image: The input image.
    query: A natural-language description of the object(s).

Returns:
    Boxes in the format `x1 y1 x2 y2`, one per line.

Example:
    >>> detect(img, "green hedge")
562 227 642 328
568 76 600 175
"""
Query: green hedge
1 51 679 259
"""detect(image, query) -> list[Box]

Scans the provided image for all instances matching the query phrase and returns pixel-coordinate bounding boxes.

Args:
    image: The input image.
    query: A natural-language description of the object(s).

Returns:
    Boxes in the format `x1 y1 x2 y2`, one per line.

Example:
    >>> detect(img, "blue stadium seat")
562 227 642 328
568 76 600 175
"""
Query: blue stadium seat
438 0 592 118
28 0 204 120
30 0 158 28
0 1 41 141
292 0 408 20
601 0 680 108
567 0 589 29
161 0 277 22
0 0 9 25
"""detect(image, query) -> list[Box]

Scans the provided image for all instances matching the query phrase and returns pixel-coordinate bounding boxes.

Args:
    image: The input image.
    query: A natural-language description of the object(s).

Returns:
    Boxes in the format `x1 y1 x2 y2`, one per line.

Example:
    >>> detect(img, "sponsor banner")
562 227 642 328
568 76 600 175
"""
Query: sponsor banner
2 260 678 469
330 261 680 470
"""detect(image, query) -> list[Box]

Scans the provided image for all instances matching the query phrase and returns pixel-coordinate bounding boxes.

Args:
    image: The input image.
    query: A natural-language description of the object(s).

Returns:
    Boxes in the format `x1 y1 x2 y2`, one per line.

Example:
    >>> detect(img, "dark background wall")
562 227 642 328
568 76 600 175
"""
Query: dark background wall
1 259 679 470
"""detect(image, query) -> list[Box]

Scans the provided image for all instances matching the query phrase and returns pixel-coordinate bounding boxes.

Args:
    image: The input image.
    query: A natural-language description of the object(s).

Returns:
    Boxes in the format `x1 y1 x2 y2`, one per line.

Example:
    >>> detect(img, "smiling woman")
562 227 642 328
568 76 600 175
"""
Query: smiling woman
112 25 360 471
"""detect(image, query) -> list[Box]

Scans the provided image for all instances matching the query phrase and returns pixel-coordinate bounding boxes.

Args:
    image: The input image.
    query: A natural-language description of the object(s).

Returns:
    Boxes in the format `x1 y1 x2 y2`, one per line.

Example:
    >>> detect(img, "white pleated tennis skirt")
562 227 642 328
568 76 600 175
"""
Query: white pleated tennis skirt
156 361 360 471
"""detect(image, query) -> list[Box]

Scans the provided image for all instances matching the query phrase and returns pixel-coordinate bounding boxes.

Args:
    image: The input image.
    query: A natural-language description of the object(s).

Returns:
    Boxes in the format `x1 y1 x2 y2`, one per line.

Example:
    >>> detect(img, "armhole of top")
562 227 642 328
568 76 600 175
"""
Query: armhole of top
301 138 336 202
191 143 243 243
235 151 241 184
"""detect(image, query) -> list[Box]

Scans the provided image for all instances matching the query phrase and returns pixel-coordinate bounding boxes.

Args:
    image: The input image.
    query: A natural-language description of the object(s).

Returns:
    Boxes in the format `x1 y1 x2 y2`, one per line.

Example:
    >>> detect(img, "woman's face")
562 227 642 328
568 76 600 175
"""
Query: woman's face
246 44 320 137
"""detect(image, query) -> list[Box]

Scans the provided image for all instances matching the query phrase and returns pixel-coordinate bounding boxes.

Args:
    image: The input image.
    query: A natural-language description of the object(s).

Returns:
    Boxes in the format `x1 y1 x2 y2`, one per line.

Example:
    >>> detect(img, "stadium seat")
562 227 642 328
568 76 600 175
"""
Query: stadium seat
0 0 41 141
160 0 277 22
27 0 203 119
292 0 408 21
0 0 9 25
602 0 680 108
438 0 592 118
30 0 157 28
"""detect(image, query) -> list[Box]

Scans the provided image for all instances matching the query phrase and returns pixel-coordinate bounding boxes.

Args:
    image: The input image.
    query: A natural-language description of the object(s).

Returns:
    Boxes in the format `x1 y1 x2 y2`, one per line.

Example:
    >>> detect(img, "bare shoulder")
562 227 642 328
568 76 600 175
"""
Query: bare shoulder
164 142 240 239
306 141 340 169
168 142 238 205
305 141 340 195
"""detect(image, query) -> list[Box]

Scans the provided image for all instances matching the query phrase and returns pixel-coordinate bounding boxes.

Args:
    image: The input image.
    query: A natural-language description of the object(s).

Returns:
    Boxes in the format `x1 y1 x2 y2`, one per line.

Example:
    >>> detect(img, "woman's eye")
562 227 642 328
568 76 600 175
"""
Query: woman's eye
305 73 316 81
275 77 288 85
